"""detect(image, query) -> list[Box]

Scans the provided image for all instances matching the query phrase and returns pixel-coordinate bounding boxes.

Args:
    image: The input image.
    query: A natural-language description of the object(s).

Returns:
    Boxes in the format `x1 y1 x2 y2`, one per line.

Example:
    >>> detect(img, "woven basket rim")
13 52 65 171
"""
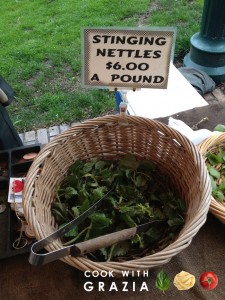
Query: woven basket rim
198 132 225 224
23 115 212 274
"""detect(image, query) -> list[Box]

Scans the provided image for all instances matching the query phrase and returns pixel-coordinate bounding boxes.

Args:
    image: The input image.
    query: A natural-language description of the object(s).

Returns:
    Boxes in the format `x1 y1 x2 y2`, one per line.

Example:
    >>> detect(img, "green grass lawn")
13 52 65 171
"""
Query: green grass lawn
0 0 203 131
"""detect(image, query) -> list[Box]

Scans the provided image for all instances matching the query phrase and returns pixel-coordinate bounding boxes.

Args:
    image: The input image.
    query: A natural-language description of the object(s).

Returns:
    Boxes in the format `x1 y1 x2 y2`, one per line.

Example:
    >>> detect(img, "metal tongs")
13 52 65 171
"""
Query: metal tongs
29 184 163 266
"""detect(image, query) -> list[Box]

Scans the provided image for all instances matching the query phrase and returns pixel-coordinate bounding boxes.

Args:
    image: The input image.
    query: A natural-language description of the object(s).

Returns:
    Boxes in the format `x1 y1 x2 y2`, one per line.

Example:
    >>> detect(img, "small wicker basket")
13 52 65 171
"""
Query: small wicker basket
198 133 225 225
23 115 211 276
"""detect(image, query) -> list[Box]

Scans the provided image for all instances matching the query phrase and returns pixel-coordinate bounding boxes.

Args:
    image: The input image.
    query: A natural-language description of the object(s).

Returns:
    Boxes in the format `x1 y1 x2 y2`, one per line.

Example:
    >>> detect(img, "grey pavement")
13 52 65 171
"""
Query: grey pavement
19 122 80 147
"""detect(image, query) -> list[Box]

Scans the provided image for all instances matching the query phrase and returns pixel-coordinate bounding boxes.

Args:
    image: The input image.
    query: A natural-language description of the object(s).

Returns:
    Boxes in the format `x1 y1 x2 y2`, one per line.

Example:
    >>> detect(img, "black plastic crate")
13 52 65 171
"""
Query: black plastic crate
0 151 9 181
11 145 40 164
0 144 41 259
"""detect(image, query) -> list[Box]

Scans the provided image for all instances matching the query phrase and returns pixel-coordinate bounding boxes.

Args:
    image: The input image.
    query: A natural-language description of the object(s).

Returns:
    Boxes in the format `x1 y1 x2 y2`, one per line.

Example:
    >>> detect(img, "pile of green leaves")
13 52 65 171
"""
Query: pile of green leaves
206 146 225 204
52 154 186 261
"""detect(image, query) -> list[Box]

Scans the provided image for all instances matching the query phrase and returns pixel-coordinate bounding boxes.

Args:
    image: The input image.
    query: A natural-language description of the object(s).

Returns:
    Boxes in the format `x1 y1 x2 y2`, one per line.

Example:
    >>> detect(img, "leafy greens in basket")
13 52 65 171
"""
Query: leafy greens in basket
52 154 187 262
206 146 225 204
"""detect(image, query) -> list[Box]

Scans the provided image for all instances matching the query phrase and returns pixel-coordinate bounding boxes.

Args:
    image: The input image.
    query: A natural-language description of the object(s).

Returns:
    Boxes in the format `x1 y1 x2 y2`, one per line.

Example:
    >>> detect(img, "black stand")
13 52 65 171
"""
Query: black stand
0 105 23 150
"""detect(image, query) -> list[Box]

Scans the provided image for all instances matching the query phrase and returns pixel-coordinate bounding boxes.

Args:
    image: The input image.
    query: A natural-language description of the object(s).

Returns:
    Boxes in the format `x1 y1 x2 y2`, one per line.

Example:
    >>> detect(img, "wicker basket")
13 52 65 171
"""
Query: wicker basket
198 133 225 225
23 115 211 276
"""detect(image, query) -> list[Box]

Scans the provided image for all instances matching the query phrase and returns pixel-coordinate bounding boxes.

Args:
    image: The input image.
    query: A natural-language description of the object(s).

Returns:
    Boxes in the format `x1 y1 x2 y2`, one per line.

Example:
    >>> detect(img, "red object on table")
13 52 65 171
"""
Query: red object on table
199 271 218 290
12 179 24 193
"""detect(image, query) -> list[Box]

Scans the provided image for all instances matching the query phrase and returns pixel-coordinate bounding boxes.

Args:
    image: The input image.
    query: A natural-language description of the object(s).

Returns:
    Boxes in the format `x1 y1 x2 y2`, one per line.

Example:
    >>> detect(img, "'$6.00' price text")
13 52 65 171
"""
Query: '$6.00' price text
106 61 149 71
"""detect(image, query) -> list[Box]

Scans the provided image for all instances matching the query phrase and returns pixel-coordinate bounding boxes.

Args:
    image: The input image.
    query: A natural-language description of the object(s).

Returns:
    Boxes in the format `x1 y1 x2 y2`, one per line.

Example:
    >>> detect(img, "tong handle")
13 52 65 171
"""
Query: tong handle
70 226 137 256
29 184 116 266
29 220 163 265
29 226 137 265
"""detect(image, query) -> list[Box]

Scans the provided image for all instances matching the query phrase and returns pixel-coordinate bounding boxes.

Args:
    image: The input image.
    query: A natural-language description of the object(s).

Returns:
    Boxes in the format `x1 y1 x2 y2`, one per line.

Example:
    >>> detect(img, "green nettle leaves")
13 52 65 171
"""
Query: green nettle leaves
206 146 225 203
86 213 112 240
64 187 78 199
213 124 225 132
208 166 220 179
155 270 170 293
52 154 186 261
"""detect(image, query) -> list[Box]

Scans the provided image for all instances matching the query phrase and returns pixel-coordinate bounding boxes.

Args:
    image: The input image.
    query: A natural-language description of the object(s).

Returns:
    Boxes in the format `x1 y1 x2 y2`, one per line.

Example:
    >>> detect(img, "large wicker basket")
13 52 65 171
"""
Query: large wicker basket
23 115 211 276
198 133 225 225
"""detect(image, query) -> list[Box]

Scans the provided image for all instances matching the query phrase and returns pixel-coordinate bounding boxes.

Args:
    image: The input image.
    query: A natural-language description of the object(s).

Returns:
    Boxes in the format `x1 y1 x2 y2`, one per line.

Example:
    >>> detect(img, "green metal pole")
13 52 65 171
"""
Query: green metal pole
184 0 225 84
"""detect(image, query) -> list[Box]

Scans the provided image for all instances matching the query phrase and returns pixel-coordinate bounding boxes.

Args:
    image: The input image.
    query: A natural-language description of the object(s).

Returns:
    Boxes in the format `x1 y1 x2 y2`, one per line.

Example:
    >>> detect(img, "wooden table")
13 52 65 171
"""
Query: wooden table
0 214 224 300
